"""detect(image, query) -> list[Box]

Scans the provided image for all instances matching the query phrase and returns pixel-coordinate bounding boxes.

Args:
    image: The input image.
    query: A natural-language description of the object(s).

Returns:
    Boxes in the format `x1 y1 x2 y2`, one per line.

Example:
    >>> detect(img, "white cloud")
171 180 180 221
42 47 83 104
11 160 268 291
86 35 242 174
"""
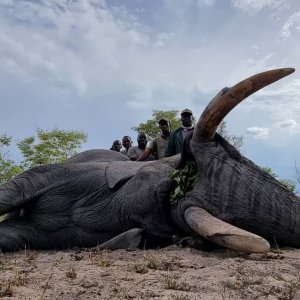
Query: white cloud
279 11 300 40
246 127 270 139
274 119 297 129
231 0 284 14
247 78 300 125
197 0 216 6
163 0 215 8
0 0 157 95
154 32 174 47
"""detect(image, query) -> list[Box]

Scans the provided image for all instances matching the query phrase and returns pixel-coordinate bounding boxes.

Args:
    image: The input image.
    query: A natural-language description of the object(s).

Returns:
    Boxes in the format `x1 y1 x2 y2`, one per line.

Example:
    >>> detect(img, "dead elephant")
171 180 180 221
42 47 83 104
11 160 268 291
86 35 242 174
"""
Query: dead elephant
0 67 297 253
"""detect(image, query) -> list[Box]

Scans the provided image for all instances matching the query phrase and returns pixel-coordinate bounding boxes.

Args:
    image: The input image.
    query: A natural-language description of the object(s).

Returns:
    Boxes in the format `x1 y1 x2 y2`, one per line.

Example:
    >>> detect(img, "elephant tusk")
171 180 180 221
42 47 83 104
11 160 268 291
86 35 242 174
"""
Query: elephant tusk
192 67 295 142
184 206 270 253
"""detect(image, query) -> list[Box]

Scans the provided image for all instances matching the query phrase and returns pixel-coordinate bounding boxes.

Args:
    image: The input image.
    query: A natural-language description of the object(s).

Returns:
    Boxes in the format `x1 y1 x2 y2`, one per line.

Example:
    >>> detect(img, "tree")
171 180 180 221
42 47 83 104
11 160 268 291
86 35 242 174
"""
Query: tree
296 163 300 186
132 110 243 151
17 128 88 169
132 110 181 139
217 121 243 151
294 163 300 198
261 167 296 194
0 135 24 185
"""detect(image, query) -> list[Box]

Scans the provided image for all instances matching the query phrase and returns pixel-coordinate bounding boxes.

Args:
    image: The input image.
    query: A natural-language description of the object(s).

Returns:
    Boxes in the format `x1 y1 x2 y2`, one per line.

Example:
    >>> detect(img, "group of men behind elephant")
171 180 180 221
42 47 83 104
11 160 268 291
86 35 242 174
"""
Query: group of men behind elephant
109 109 194 161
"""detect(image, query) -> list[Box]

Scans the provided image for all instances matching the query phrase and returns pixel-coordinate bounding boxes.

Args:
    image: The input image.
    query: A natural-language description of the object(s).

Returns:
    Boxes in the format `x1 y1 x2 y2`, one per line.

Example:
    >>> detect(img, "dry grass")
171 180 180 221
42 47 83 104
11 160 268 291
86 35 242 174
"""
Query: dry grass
163 273 191 291
88 251 111 267
0 283 13 297
144 253 162 270
170 294 190 300
66 266 77 279
133 263 148 274
0 246 300 299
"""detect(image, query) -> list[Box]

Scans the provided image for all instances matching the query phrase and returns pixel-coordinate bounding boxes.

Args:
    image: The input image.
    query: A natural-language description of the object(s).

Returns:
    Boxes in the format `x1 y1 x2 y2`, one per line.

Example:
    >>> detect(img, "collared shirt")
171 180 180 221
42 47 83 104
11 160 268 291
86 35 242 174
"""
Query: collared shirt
148 134 170 159
164 127 193 157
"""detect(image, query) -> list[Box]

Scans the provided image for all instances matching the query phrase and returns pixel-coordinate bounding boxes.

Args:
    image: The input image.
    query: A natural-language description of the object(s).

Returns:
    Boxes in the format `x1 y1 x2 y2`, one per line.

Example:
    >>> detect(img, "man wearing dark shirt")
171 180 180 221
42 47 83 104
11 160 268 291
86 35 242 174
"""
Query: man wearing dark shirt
164 109 194 157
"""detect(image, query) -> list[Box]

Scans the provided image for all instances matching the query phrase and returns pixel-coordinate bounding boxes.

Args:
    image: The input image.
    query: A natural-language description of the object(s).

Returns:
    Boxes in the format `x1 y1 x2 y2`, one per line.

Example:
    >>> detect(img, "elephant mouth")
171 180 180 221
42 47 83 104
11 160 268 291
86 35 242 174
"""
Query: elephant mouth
184 206 270 253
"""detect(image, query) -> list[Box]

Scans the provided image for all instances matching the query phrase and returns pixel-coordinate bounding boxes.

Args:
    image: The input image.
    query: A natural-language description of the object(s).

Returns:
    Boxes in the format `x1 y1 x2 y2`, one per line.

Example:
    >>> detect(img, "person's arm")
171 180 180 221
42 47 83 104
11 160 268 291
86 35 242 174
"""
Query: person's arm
136 148 153 161
127 147 138 161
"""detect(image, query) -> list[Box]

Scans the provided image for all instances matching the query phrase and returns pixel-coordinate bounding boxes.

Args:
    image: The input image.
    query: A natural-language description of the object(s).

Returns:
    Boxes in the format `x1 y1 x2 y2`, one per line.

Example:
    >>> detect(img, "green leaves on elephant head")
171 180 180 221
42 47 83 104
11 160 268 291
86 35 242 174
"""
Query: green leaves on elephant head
170 161 198 206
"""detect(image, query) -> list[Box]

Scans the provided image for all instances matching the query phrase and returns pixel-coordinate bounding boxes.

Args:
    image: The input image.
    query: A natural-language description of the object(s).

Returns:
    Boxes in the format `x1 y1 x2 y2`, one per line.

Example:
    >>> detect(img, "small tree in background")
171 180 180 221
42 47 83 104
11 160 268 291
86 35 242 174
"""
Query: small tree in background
261 167 296 194
1 128 88 184
295 163 300 198
132 110 181 139
17 128 88 169
217 121 243 151
0 135 24 184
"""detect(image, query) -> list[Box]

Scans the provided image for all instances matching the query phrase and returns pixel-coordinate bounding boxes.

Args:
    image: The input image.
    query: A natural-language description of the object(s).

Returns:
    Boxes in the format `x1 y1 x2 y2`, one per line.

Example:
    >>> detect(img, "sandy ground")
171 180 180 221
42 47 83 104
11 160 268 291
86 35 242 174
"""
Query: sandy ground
1 245 300 300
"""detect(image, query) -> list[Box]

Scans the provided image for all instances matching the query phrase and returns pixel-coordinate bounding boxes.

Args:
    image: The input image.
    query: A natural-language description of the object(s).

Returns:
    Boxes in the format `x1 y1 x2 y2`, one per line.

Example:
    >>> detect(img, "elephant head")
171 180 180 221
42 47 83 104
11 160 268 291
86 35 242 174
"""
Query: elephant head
0 68 297 253
171 68 298 253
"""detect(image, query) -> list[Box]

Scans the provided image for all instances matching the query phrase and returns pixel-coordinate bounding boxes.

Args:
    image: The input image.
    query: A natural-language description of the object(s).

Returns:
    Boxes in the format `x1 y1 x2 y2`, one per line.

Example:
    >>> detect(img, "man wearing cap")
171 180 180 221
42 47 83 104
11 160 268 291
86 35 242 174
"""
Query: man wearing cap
164 109 194 157
137 118 171 161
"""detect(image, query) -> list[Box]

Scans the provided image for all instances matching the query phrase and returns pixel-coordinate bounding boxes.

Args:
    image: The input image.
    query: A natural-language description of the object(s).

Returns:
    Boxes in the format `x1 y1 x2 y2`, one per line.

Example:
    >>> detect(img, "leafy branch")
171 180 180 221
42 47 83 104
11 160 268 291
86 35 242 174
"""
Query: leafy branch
170 161 198 206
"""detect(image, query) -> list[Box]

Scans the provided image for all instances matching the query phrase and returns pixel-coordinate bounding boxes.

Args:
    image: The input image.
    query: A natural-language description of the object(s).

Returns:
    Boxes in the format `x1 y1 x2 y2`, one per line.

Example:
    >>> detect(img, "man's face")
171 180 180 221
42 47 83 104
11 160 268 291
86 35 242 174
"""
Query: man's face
114 142 122 151
180 113 193 127
122 138 132 149
137 135 147 149
159 121 170 132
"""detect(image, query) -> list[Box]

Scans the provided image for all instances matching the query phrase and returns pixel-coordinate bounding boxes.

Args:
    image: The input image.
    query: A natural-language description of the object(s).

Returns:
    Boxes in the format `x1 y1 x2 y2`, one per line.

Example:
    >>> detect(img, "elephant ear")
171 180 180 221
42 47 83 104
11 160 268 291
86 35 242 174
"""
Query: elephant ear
105 161 152 189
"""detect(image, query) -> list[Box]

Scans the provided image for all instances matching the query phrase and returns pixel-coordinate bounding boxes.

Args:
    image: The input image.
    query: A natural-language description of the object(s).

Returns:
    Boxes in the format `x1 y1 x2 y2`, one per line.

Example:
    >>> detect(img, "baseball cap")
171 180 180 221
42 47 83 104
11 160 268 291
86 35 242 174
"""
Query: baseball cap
122 136 132 142
181 109 193 115
158 117 170 124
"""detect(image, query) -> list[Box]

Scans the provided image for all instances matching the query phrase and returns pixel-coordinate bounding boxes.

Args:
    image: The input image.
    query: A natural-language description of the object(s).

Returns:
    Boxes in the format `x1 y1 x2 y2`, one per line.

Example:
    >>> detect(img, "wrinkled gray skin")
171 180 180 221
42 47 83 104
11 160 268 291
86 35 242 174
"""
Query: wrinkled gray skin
0 69 299 252
0 150 180 251
173 135 300 247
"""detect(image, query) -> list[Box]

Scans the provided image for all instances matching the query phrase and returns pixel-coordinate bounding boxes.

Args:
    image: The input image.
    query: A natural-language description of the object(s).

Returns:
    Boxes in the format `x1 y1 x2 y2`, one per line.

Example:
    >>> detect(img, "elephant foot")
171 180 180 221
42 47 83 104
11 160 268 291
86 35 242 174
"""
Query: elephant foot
91 228 145 251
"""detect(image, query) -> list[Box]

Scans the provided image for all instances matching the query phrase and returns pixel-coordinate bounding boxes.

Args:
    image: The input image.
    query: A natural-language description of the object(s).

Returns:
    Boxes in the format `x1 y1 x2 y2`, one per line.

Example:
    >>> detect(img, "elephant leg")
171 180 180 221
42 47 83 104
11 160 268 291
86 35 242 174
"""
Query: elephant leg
0 218 80 251
92 229 175 251
0 218 141 251
92 228 145 251
0 219 35 252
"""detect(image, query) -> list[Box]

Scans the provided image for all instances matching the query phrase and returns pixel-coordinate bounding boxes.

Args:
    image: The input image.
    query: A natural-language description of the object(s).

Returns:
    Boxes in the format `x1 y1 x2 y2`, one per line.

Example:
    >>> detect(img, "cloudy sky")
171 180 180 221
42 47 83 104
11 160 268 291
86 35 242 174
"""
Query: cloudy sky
0 0 300 191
